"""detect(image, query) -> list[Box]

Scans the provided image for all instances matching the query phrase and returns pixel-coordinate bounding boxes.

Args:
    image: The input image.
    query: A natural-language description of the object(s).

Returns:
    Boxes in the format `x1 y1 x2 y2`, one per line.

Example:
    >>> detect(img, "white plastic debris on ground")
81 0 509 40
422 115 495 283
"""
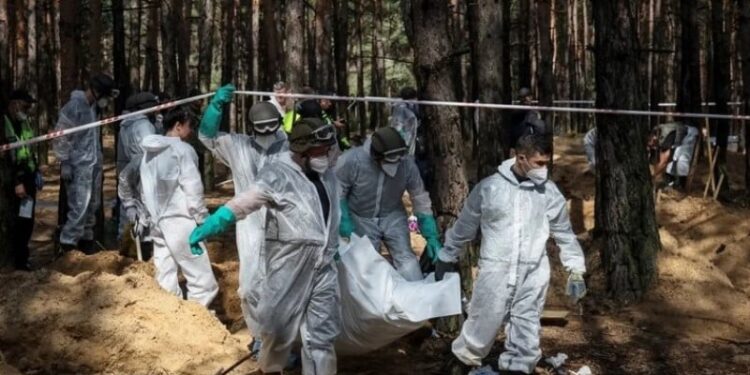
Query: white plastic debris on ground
468 365 499 375
335 234 462 355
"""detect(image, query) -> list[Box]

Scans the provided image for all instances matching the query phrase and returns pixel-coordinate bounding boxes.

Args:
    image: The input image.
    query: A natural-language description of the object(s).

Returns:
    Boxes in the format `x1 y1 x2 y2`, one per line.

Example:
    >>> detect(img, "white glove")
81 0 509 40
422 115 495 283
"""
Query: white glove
60 163 73 182
125 206 139 223
566 272 587 303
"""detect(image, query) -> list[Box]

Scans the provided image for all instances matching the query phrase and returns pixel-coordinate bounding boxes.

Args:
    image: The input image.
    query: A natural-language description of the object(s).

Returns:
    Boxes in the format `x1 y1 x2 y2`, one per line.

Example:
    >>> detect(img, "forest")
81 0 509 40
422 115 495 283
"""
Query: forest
1 1 750 374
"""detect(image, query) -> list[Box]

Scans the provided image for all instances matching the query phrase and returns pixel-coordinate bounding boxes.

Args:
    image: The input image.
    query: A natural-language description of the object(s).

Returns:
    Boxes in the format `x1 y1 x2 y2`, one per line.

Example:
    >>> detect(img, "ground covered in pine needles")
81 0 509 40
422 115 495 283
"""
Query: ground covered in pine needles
1 135 750 374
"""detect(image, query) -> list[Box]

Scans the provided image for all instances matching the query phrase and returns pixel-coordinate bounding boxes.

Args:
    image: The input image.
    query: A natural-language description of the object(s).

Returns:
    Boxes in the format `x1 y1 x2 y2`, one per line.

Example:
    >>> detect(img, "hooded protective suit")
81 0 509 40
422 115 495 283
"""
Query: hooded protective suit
667 125 699 177
583 127 597 169
222 151 341 375
337 140 433 281
117 113 156 237
53 90 102 246
199 125 287 333
389 103 419 156
140 134 218 306
438 158 586 374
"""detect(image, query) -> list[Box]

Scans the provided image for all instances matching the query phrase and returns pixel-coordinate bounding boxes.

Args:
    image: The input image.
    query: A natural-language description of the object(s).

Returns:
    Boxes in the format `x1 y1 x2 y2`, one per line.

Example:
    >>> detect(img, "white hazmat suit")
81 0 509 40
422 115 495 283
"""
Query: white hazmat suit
224 152 340 375
140 134 218 307
53 90 102 247
389 103 419 156
117 113 155 237
199 129 287 334
438 158 586 374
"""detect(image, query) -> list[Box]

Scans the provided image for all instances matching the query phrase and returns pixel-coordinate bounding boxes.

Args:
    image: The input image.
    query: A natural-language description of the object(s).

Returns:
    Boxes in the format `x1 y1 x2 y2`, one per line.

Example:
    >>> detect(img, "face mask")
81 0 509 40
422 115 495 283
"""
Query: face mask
254 134 276 150
526 166 549 185
309 156 330 174
15 112 28 122
97 97 110 109
381 162 399 177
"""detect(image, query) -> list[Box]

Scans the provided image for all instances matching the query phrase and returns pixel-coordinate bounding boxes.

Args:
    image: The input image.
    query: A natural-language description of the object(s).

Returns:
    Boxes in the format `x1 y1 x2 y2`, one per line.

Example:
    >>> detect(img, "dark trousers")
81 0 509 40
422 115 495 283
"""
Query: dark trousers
9 192 35 269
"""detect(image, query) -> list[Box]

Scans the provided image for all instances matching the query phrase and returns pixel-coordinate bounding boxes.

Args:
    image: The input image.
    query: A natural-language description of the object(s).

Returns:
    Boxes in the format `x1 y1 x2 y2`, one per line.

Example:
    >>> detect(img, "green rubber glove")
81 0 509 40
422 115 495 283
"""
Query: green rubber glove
416 212 442 263
199 84 236 138
189 205 236 255
339 199 355 238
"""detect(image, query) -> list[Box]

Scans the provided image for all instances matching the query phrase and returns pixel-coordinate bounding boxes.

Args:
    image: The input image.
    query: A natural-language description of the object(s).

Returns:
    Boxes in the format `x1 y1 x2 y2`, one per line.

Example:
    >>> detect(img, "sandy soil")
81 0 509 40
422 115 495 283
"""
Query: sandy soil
1 135 750 374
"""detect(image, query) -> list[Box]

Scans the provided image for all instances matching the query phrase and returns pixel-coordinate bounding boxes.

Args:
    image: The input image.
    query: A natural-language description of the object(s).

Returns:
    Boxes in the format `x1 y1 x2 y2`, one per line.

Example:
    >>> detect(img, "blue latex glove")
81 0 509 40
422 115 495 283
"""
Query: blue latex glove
339 199 355 238
199 84 235 138
416 212 442 263
189 205 236 255
566 272 587 302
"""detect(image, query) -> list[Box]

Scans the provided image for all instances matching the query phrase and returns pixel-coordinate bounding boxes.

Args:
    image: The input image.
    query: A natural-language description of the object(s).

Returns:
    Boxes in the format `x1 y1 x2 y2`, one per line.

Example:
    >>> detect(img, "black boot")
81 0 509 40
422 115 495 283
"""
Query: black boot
58 242 77 254
78 239 97 255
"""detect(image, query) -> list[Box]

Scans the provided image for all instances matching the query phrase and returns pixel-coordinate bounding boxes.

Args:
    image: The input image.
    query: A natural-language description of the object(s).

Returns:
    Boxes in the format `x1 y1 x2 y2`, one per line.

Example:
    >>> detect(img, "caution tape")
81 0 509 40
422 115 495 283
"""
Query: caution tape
2 88 749 153
0 92 214 153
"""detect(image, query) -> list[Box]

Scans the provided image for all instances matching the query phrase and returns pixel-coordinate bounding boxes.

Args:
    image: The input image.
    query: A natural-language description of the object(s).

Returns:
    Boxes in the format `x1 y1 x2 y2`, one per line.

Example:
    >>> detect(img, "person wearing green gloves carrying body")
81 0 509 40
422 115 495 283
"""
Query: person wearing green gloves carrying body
337 126 441 281
190 117 342 375
197 84 288 357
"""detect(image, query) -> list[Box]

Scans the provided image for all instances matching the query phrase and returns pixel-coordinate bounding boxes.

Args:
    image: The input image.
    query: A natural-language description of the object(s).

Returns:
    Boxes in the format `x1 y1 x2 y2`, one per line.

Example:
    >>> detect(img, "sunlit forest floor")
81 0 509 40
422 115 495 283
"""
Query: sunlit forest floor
1 135 750 374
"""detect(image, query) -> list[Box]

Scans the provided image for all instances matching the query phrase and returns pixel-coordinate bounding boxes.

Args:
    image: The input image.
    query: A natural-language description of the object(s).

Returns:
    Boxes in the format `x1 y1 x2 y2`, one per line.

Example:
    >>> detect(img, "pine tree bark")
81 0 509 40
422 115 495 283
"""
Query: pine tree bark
197 0 214 93
369 0 385 131
593 0 660 303
355 0 366 136
88 0 102 74
220 0 236 132
315 0 333 90
471 0 508 179
161 0 179 96
536 0 555 127
36 0 56 165
738 0 750 190
677 0 702 121
145 0 160 93
285 0 304 88
711 0 730 172
13 0 27 84
259 0 279 89
112 0 129 114
0 1 9 87
26 0 37 96
403 0 470 333
59 0 80 98
553 0 569 133
332 0 348 97
518 0 531 89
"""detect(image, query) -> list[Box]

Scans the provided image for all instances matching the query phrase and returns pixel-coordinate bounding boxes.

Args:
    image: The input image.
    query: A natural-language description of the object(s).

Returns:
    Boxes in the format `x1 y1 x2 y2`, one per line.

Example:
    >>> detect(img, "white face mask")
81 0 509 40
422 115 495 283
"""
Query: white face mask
15 112 28 122
97 97 110 109
309 156 330 174
526 166 549 185
254 134 276 150
381 162 399 177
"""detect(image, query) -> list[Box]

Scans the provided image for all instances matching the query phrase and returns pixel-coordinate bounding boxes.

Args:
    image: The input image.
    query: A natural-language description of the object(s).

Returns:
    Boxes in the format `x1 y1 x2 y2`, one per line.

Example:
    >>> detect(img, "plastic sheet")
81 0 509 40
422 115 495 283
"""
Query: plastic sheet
335 234 461 355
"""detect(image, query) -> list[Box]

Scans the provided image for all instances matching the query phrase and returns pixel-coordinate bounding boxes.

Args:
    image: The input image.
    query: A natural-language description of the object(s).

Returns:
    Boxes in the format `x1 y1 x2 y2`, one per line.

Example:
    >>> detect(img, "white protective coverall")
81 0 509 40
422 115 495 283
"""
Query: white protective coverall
438 158 586 374
117 113 155 237
389 103 419 156
583 127 597 169
199 129 287 333
53 90 102 246
337 140 433 281
667 125 699 177
140 135 218 307
224 152 340 375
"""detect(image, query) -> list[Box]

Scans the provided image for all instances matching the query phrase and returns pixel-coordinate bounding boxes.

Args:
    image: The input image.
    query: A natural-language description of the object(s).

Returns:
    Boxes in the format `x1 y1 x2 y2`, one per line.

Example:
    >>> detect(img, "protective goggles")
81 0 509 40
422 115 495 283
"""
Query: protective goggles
303 122 337 143
252 117 282 134
380 146 407 163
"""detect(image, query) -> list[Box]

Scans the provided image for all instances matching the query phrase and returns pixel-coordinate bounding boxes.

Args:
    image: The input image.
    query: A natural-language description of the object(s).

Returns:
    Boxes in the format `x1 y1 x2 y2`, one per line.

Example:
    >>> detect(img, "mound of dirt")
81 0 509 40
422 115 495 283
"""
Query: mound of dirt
0 268 254 375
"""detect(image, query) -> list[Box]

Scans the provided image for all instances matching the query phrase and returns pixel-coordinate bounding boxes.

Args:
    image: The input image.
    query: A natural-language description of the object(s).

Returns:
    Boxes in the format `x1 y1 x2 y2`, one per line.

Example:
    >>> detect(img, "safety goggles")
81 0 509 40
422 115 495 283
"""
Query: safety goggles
301 122 336 144
381 146 407 163
252 117 282 134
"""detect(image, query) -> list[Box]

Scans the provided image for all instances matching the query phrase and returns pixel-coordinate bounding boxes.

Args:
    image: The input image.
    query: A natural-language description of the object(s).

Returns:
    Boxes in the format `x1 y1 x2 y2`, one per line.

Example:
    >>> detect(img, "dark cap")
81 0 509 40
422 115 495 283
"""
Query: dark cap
9 89 37 104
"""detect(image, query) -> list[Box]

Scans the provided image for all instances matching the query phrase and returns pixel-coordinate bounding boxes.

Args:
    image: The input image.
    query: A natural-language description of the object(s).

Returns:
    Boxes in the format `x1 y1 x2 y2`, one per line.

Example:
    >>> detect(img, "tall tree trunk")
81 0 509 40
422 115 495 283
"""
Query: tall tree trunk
242 0 254 96
220 0 236 132
403 0 470 333
471 0 508 179
536 0 554 127
176 0 190 96
26 0 37 98
738 0 750 191
552 0 569 133
711 0 730 177
36 0 57 165
355 0 366 136
0 1 9 87
332 0 348 97
259 0 279 90
369 0 385 131
315 0 333 90
59 0 80 99
593 0 660 303
13 0 27 84
88 0 102 74
285 0 304 89
112 0 129 115
161 0 179 96
677 0 703 123
197 0 214 93
518 0 531 90
145 0 160 93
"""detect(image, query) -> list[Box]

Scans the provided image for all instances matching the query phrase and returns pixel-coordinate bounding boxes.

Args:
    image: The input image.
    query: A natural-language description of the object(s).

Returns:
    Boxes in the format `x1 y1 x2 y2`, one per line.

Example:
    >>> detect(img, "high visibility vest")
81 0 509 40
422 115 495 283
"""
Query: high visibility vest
3 115 36 172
